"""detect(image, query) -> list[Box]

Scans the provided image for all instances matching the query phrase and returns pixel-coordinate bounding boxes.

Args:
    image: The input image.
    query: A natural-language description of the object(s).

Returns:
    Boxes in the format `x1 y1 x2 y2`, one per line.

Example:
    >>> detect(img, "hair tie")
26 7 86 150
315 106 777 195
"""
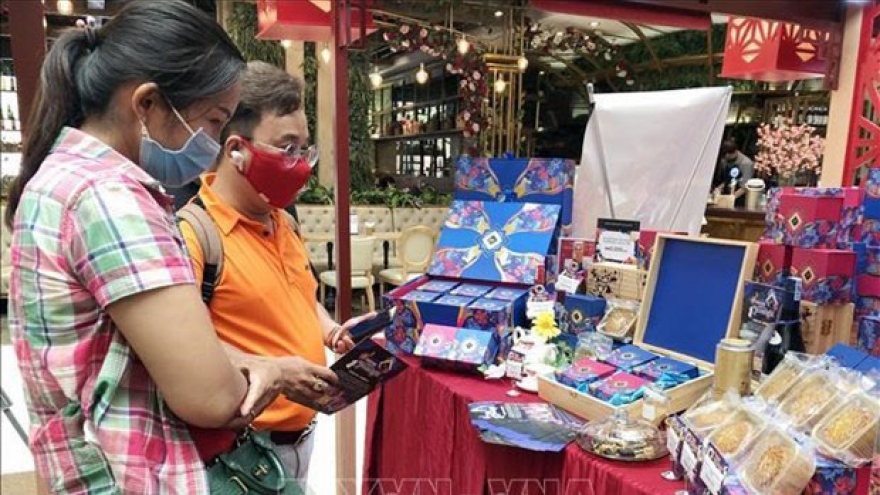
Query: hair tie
85 27 98 50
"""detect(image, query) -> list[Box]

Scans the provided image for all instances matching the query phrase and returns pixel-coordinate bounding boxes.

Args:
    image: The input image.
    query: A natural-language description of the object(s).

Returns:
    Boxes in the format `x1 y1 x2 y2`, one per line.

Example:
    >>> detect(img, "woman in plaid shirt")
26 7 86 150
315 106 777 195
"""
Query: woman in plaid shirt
4 2 293 492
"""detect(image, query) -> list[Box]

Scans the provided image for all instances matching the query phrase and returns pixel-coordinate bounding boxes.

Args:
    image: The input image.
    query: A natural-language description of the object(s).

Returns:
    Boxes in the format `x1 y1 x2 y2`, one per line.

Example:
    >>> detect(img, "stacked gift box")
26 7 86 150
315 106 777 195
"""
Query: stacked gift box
760 186 868 355
383 157 573 370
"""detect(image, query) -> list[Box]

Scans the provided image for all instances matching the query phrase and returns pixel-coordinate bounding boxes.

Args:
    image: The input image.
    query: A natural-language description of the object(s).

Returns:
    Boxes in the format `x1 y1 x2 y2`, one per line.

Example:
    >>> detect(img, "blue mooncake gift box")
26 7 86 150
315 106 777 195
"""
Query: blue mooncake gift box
602 345 658 371
562 294 607 335
454 157 574 236
385 200 560 355
555 358 615 389
632 356 699 382
415 324 498 373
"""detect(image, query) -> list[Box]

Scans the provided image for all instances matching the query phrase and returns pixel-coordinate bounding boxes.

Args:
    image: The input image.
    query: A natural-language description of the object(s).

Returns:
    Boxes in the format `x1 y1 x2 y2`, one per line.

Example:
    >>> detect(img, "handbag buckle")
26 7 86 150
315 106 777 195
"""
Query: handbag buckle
230 476 249 493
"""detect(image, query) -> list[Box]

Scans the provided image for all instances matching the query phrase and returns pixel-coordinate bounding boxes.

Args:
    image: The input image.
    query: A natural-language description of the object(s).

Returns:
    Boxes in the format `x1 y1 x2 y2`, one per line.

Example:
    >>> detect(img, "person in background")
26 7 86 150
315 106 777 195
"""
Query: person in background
713 138 755 206
179 61 373 488
4 2 286 492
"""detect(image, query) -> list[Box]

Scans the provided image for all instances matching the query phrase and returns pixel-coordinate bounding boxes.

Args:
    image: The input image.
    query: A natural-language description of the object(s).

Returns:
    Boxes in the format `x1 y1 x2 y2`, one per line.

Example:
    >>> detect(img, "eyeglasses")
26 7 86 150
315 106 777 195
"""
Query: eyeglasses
249 139 319 167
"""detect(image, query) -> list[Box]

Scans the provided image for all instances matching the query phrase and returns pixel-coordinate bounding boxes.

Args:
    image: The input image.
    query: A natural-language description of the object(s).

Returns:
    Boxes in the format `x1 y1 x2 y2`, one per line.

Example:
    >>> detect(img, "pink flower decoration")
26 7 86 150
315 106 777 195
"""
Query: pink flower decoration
419 28 428 38
400 25 410 34
473 71 481 80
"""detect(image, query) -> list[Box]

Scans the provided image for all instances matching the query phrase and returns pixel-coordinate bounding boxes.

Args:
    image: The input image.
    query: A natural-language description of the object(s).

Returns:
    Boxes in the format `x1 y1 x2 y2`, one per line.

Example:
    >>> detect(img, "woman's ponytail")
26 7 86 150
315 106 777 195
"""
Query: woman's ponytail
4 29 90 228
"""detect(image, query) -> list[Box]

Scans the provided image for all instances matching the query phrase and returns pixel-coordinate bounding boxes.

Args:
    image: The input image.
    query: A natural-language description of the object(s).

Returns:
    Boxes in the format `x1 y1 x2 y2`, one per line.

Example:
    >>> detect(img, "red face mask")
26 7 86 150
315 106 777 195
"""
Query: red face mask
237 140 314 208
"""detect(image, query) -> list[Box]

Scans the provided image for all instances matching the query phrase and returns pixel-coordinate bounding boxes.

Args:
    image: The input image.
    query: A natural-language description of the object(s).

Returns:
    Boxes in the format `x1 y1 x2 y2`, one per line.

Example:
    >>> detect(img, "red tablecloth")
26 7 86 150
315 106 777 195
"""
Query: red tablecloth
363 356 684 495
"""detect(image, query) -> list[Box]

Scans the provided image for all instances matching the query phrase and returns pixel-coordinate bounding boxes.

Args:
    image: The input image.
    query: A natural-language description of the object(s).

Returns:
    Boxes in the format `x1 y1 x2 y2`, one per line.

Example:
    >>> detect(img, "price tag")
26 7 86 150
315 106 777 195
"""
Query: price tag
666 420 681 455
526 300 556 319
680 442 698 475
699 445 728 495
642 403 656 421
555 273 582 294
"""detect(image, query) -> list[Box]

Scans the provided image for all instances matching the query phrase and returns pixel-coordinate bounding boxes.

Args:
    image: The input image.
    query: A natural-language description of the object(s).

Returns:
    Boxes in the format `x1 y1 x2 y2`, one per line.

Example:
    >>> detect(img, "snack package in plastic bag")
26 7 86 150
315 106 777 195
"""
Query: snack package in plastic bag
776 363 850 432
682 389 743 439
754 352 824 405
812 386 880 467
597 299 640 341
704 405 769 461
733 426 816 495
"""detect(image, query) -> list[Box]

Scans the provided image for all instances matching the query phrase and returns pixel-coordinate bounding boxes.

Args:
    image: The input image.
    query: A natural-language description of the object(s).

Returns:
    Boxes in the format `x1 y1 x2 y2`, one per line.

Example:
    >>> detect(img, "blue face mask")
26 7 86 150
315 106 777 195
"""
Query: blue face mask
139 103 222 187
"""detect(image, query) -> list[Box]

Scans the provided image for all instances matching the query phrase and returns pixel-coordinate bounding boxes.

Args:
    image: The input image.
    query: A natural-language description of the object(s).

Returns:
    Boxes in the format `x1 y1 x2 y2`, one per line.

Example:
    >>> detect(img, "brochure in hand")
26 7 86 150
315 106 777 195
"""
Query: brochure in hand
297 338 408 414
468 402 586 452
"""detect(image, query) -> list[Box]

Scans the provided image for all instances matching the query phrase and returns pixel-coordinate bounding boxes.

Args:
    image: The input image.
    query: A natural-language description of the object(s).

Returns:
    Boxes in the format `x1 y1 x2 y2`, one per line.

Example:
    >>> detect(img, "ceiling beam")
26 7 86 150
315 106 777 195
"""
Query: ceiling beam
617 0 844 28
622 21 663 70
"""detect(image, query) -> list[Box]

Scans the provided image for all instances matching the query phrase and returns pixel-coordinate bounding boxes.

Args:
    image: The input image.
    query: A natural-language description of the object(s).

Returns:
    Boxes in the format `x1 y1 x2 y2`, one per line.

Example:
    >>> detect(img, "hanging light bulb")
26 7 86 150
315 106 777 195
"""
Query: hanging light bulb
517 56 529 71
281 40 292 49
415 63 429 85
369 67 383 88
457 38 470 55
321 44 331 64
57 0 73 14
494 77 507 94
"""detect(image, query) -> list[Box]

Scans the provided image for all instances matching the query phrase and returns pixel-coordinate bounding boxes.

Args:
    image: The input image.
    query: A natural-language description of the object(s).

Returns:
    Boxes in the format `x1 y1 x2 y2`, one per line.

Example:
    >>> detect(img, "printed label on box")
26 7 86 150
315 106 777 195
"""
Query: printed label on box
596 218 640 263
700 444 728 495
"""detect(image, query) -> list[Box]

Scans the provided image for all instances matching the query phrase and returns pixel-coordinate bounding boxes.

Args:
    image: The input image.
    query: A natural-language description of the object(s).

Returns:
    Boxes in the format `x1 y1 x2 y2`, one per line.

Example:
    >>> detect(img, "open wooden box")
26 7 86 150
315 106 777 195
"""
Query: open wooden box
539 234 758 421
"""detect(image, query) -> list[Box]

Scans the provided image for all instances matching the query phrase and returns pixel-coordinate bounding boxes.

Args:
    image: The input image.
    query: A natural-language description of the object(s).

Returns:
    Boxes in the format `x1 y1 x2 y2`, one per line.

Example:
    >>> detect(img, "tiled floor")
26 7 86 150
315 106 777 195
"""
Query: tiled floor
1 337 366 494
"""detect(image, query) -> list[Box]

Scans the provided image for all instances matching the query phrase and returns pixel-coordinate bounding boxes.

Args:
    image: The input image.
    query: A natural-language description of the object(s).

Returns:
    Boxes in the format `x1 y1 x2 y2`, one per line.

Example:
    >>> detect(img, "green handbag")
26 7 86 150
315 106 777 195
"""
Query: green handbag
208 429 303 495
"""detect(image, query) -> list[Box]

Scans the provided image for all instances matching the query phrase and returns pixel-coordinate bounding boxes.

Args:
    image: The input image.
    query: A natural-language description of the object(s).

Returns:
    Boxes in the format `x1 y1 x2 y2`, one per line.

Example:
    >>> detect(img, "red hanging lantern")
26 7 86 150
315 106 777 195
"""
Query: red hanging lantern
255 0 376 43
721 17 831 82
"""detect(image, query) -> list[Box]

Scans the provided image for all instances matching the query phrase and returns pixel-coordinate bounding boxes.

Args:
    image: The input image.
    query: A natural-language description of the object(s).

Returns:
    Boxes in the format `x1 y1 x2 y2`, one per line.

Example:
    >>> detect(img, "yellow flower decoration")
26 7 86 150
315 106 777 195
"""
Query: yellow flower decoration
531 311 560 341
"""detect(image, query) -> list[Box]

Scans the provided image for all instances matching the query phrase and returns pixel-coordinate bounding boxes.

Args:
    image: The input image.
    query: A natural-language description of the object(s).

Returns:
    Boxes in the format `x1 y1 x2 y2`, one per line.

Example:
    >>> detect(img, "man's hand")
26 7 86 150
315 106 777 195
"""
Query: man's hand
274 356 340 405
327 312 378 354
222 357 284 430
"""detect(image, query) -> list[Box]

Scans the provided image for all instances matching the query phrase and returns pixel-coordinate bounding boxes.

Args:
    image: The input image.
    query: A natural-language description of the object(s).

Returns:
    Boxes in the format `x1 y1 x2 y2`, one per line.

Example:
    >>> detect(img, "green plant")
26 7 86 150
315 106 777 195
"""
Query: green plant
226 3 285 67
298 176 334 205
302 43 317 145
348 50 376 193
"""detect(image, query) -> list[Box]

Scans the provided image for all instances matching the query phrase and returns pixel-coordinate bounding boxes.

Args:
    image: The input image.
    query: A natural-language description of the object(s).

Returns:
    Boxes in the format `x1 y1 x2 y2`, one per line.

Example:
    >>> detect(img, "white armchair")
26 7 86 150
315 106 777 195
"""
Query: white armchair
318 236 377 312
378 226 436 296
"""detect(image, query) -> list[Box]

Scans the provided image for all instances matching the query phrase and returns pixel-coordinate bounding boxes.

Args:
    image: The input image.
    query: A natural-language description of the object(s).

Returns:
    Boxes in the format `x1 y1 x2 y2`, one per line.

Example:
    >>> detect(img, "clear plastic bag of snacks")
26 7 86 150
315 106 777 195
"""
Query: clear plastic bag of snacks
576 409 668 462
776 364 848 431
812 387 880 467
734 426 816 495
754 352 820 405
597 299 640 340
682 390 743 438
704 406 768 460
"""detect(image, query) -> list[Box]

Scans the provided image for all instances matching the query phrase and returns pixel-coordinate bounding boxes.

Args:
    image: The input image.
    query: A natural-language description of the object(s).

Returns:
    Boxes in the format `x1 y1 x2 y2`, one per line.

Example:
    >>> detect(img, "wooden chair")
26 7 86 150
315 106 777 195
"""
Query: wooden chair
378 226 437 296
319 236 377 312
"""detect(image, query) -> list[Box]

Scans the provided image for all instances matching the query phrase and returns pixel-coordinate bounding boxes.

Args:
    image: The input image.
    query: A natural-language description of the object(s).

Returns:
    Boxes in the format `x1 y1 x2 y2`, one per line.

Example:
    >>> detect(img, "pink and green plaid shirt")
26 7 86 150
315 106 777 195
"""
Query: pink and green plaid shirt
8 127 209 493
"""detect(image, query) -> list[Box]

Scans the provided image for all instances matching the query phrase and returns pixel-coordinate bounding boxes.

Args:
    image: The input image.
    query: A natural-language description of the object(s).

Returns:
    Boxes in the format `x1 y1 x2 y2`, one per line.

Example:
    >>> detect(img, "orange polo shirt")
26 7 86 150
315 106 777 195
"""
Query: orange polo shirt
179 175 326 435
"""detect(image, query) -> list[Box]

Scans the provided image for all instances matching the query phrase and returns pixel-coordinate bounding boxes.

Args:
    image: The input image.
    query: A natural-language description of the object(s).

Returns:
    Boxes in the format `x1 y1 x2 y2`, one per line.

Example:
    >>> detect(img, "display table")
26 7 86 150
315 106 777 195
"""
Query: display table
703 206 765 242
363 355 684 495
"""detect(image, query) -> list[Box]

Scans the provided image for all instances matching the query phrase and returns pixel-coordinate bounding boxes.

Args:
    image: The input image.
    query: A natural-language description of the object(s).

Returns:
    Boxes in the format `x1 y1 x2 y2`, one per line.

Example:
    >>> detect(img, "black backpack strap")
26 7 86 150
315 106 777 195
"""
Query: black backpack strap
176 198 223 305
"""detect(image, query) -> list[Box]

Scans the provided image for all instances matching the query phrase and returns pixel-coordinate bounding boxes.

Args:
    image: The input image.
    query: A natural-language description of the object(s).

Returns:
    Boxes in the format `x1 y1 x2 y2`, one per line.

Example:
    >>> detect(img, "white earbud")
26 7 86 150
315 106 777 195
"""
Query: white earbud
231 150 245 171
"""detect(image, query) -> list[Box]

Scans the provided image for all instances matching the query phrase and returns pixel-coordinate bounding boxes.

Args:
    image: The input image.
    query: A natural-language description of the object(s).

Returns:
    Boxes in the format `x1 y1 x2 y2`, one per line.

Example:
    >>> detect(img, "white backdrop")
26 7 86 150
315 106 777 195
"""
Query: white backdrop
572 86 732 238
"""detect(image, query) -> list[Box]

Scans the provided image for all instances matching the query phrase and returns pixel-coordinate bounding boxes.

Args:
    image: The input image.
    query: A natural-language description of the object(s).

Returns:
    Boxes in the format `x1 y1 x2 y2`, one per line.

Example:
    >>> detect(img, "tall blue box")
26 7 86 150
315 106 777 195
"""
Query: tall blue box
454 157 575 236
385 200 561 355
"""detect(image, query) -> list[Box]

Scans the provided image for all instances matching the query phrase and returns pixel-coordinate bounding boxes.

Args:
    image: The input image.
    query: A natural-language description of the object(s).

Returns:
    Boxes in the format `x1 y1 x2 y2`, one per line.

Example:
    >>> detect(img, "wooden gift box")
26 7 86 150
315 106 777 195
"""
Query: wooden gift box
539 235 757 421
800 301 855 355
585 261 648 301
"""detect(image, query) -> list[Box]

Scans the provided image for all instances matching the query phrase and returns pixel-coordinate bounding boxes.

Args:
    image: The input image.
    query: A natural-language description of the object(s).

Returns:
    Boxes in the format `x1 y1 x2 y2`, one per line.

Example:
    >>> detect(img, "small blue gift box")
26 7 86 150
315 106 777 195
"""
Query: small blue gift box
563 294 607 335
555 358 615 389
602 344 658 371
420 280 460 293
415 324 498 373
484 287 529 301
825 344 869 370
450 283 493 298
632 357 699 382
434 295 476 306
401 290 442 303
454 157 574 236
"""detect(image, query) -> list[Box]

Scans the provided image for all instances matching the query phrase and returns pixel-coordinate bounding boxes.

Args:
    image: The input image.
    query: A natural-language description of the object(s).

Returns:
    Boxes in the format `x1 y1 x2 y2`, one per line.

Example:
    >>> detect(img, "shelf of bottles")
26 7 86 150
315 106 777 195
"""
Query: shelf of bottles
763 93 830 131
370 70 464 179
1 58 22 178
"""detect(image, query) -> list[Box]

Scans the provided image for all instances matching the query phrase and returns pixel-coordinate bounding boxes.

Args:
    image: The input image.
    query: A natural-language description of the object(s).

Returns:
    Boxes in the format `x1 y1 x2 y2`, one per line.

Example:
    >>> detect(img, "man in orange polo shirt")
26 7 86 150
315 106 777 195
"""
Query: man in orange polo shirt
179 62 369 486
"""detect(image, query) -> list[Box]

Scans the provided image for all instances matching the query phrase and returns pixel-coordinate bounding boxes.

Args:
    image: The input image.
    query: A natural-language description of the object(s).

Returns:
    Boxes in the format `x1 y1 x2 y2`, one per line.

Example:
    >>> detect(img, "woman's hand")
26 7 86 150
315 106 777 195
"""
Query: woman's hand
222 357 284 430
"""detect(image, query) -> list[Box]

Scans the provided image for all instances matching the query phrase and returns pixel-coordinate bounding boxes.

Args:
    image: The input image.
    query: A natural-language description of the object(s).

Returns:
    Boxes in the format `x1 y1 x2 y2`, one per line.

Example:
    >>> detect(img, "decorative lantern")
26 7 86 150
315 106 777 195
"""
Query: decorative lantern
256 0 376 43
720 17 831 82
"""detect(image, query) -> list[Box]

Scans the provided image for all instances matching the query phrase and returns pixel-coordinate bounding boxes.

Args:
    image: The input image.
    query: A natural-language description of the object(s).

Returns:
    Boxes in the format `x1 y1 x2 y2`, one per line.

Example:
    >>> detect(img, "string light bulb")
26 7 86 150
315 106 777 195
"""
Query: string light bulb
517 56 529 71
369 67 383 88
321 44 331 64
457 38 470 55
494 77 507 93
415 63 429 85
57 0 73 14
